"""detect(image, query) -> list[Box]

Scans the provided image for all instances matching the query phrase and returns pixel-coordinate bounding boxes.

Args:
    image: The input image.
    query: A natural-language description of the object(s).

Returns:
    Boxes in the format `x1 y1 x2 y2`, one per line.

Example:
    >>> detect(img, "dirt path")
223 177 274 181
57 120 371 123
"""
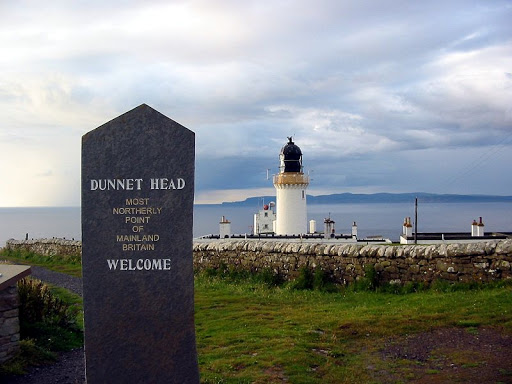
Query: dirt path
4 348 84 384
376 327 512 383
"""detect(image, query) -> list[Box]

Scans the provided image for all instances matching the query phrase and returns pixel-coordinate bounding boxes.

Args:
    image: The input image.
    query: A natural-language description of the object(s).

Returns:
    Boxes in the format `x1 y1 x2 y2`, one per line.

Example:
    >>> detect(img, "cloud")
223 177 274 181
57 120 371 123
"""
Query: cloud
0 136 79 206
418 45 512 129
1 0 511 205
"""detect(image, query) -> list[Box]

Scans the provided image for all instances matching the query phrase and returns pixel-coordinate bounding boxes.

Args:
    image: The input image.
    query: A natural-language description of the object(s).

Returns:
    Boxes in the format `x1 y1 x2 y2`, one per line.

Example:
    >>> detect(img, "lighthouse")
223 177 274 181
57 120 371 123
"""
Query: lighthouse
273 137 309 235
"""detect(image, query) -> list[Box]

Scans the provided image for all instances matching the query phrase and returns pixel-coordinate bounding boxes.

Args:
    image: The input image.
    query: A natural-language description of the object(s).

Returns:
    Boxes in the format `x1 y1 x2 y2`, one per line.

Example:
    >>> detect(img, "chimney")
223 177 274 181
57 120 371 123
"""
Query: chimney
471 219 478 237
477 217 484 237
309 220 317 234
323 217 335 239
403 217 413 237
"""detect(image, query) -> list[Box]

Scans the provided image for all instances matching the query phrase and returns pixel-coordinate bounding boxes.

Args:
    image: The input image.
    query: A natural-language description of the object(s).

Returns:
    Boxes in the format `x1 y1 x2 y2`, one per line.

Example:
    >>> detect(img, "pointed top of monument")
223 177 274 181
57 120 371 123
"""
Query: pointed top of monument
84 104 191 142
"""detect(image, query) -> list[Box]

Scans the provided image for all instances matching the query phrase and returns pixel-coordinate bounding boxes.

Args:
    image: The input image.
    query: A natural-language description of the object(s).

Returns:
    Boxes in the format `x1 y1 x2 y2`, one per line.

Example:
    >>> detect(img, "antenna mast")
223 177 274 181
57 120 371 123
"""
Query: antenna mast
414 197 418 244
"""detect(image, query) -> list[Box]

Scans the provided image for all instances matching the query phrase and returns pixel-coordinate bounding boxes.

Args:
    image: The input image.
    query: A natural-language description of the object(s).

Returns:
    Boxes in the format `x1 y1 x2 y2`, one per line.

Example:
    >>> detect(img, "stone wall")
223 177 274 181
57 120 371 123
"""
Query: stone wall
5 238 82 257
193 239 512 285
4 238 512 285
0 285 20 363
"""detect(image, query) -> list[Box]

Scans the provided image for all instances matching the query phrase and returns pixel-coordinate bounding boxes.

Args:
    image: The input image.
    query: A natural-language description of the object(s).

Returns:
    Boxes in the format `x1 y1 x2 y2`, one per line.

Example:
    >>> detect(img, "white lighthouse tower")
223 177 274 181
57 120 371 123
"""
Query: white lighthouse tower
273 137 309 235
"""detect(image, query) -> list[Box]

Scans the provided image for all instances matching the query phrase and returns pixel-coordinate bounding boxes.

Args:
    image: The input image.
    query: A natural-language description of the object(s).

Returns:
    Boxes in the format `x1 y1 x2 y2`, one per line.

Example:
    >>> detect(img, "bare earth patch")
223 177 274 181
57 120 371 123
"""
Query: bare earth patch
264 365 289 382
376 327 512 383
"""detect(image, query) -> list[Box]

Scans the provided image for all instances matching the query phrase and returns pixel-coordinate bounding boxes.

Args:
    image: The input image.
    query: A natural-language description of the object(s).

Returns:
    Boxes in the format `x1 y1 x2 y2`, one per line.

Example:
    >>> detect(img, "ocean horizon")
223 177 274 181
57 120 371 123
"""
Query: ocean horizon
1 201 511 246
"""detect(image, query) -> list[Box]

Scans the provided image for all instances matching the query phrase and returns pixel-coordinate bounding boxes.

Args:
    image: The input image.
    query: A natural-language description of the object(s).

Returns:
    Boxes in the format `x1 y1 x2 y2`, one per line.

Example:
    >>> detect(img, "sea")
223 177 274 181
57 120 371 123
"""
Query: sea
1 202 511 247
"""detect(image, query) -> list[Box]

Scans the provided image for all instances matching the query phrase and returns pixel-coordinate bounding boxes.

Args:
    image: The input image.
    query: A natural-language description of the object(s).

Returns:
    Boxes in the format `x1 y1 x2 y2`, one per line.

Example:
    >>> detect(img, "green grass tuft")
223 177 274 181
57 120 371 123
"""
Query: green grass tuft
0 339 56 376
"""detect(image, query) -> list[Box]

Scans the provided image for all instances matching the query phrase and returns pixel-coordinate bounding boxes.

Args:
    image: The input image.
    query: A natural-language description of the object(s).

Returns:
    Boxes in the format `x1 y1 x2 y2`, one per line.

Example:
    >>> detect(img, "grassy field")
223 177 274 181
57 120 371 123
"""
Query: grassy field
2 249 512 382
194 274 512 383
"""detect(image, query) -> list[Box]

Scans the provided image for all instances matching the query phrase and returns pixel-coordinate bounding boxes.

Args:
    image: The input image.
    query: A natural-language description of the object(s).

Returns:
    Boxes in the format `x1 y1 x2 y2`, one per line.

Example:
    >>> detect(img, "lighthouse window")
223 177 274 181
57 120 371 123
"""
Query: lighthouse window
264 224 268 229
264 212 268 217
302 190 305 199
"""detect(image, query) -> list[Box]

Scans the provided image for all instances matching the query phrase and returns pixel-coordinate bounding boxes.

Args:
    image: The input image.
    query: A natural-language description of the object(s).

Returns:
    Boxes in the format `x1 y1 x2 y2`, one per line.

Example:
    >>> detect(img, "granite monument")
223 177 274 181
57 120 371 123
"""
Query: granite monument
81 104 199 383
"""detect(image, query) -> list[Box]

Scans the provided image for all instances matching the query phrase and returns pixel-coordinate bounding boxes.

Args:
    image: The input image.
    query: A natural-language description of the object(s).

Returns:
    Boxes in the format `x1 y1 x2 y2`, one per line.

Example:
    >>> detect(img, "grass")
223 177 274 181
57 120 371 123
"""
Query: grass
2 248 512 382
0 339 57 376
194 272 512 383
0 248 82 277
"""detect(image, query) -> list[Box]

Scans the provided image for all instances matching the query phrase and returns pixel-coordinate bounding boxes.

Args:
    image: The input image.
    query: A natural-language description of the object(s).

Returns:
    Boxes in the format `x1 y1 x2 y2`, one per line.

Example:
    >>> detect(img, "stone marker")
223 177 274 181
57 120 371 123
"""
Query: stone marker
81 104 199 383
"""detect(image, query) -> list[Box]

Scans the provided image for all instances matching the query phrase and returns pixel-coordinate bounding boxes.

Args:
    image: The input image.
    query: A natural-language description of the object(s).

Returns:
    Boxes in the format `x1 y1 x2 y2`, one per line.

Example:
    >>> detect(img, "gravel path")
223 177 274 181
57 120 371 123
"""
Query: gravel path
29 266 83 296
4 267 85 384
4 348 85 384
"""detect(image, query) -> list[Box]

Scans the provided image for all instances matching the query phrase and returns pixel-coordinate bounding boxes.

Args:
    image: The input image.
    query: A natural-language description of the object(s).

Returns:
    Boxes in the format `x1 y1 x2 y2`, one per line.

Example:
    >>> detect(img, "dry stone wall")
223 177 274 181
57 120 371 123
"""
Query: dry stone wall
0 285 20 363
5 238 82 257
193 239 512 285
4 238 512 285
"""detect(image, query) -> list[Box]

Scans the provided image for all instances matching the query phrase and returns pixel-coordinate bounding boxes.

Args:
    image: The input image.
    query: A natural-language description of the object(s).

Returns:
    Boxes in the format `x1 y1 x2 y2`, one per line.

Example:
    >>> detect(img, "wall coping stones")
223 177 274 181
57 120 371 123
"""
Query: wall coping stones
192 239 511 260
496 240 512 255
6 238 82 246
5 238 511 260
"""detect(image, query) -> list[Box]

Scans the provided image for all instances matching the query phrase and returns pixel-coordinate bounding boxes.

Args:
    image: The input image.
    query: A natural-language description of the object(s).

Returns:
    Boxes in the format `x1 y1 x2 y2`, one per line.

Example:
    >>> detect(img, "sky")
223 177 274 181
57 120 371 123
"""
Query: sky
0 0 511 206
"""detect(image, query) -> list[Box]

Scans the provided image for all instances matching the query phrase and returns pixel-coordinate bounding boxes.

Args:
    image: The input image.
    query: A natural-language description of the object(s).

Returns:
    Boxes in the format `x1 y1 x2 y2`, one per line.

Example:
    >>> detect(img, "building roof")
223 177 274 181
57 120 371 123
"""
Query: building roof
401 232 510 241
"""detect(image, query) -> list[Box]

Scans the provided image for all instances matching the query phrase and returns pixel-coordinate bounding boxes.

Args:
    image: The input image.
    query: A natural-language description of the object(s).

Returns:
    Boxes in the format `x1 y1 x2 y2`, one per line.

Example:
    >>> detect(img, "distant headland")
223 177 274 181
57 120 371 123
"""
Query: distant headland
209 192 512 206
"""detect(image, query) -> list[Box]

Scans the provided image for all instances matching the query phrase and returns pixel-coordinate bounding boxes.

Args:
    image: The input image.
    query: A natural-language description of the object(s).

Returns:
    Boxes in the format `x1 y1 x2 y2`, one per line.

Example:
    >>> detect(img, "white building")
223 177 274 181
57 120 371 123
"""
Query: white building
399 216 509 244
253 203 276 235
219 216 231 239
273 138 309 235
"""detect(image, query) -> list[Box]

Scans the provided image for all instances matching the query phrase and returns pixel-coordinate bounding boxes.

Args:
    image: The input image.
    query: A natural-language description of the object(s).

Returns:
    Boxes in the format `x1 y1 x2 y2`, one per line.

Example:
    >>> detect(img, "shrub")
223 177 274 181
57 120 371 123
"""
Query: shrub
197 265 284 288
377 282 403 294
254 268 284 287
17 278 76 327
313 267 337 292
402 281 428 294
350 265 379 292
364 264 379 290
17 278 82 351
291 266 314 290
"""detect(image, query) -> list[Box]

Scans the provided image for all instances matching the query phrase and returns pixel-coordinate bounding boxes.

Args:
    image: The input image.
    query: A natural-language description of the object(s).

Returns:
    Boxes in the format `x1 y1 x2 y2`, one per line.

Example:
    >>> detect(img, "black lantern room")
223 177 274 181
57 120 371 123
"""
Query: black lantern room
280 137 303 173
